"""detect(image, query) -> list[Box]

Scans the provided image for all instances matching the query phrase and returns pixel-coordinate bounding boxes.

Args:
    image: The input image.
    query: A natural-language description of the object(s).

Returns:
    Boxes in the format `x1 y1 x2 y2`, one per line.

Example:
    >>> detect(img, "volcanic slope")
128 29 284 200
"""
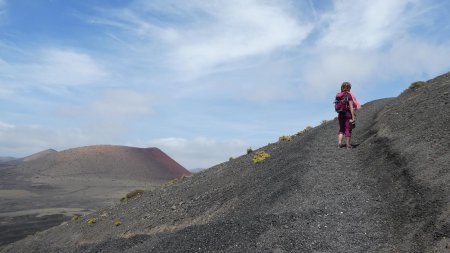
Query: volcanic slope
0 146 190 248
3 146 191 213
16 146 190 184
3 72 450 252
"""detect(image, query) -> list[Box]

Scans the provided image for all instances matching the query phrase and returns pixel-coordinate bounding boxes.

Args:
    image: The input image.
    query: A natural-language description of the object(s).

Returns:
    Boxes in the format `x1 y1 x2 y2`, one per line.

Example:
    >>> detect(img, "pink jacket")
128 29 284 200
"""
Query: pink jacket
349 92 361 110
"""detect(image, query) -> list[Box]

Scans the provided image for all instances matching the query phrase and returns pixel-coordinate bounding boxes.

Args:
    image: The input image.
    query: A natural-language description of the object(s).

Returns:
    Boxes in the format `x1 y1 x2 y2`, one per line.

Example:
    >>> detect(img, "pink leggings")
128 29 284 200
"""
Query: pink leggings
338 112 352 137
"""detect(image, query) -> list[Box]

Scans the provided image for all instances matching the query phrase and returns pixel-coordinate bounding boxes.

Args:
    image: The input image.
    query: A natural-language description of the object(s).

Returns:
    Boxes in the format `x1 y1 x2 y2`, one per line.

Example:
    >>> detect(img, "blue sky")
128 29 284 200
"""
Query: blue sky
1 0 449 169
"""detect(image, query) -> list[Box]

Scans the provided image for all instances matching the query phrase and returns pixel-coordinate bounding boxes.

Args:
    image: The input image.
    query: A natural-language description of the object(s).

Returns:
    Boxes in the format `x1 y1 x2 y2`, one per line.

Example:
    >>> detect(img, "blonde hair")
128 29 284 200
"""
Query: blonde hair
341 82 351 92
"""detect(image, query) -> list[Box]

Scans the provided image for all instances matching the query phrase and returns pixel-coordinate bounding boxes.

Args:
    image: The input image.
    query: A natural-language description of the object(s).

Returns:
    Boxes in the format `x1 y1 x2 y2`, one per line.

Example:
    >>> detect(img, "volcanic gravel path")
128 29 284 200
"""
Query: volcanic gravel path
2 72 450 252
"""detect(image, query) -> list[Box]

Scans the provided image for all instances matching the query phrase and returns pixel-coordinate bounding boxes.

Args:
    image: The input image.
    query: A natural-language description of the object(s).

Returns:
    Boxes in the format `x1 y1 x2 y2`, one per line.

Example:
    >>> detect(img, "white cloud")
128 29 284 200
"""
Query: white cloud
384 38 450 77
300 37 450 96
301 49 377 96
0 121 14 129
0 121 91 157
56 89 153 139
96 0 312 78
0 49 107 94
319 0 421 50
31 49 107 87
298 0 450 96
90 90 152 119
169 0 311 75
0 90 153 157
140 136 249 169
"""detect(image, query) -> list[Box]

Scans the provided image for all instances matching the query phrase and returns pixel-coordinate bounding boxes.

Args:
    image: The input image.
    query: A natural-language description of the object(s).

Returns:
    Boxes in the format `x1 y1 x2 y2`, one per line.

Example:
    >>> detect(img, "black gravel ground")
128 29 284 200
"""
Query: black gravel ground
0 214 68 248
2 72 450 253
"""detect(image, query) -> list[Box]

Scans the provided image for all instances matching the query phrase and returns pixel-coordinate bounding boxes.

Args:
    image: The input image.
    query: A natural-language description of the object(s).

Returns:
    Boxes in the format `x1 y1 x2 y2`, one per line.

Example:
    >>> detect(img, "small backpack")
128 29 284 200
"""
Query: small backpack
334 92 350 113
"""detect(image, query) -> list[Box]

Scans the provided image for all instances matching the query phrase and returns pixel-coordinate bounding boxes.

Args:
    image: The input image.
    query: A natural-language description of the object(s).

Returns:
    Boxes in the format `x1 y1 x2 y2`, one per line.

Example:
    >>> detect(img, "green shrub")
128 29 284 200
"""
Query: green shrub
126 189 144 199
87 217 97 225
166 175 190 186
167 178 178 185
252 151 270 164
409 81 429 90
279 135 292 142
297 126 313 136
247 147 253 154
229 157 234 161
114 220 122 226
120 189 145 202
71 215 81 221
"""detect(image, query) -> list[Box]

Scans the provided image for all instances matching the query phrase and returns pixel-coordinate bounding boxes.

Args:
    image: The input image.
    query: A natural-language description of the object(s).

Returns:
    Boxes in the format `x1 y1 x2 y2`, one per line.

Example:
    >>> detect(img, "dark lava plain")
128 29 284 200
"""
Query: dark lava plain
2 72 450 252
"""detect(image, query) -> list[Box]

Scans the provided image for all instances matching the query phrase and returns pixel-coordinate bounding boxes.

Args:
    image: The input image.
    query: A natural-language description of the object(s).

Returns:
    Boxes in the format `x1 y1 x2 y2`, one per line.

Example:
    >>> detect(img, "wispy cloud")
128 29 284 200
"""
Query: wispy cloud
32 49 107 87
168 1 312 76
94 0 312 78
0 49 107 94
300 0 450 96
301 48 377 96
319 0 422 50
384 38 450 77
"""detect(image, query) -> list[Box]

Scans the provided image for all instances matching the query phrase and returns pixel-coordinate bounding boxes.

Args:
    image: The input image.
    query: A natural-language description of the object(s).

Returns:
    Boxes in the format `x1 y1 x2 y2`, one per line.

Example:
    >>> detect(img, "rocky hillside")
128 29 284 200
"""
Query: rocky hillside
2 72 449 252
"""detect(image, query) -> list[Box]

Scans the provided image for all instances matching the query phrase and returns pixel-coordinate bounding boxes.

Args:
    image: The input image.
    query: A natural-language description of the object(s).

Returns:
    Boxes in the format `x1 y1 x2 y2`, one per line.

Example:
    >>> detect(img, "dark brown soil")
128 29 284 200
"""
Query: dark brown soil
2 72 450 253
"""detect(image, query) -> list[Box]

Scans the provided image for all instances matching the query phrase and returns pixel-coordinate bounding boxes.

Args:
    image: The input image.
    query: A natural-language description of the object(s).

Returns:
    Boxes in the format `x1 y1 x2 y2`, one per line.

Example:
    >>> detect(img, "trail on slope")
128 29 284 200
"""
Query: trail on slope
72 98 398 253
256 98 398 252
2 98 401 253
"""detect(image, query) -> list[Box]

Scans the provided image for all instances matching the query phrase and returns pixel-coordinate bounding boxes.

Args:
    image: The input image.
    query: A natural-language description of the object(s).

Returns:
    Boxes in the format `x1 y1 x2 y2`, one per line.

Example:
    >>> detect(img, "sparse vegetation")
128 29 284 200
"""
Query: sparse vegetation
279 135 292 142
409 81 429 90
247 147 253 154
114 220 122 226
167 178 178 185
297 126 313 136
87 217 97 225
321 120 329 125
126 189 144 199
71 215 81 221
252 151 270 164
166 175 190 186
229 157 234 161
121 189 145 202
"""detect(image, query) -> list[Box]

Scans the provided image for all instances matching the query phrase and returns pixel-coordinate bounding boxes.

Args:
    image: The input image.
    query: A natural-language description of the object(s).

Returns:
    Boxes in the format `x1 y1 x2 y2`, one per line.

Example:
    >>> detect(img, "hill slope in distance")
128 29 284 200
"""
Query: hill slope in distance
0 146 190 248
